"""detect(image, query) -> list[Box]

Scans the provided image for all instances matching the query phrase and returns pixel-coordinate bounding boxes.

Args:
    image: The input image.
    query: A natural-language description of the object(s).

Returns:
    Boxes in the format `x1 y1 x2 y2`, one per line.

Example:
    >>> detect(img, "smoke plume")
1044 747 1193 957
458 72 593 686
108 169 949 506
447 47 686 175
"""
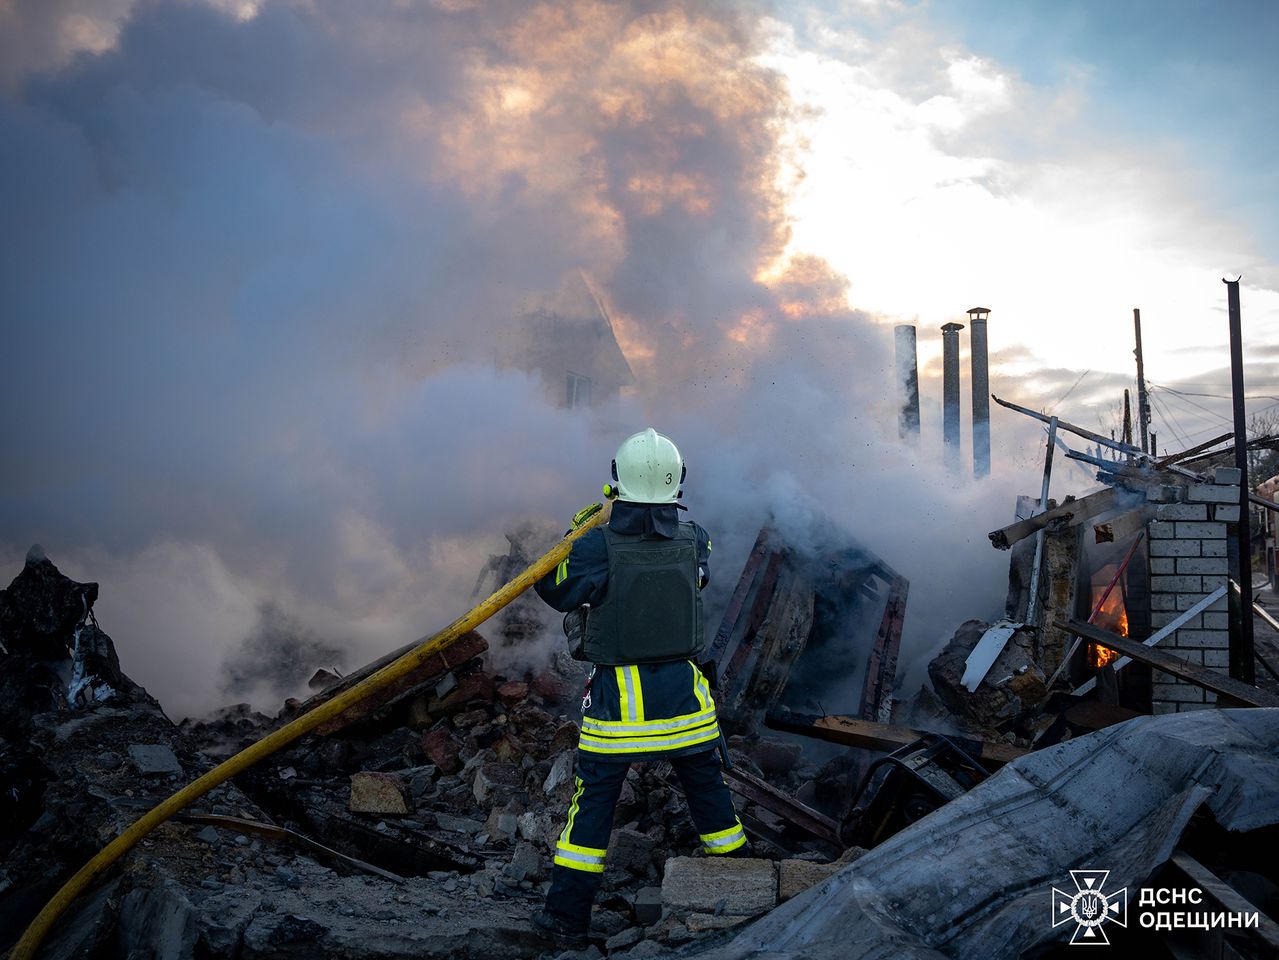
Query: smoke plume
2 0 1025 718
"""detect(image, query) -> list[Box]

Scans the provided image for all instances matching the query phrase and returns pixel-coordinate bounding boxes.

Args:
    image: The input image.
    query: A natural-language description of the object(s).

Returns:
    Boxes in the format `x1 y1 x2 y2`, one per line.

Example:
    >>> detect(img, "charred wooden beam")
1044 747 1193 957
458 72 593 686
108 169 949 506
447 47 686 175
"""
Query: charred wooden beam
765 708 1027 765
177 813 405 884
721 767 843 848
988 487 1118 550
1092 504 1156 544
707 528 770 666
860 575 908 724
289 630 489 736
1056 619 1279 707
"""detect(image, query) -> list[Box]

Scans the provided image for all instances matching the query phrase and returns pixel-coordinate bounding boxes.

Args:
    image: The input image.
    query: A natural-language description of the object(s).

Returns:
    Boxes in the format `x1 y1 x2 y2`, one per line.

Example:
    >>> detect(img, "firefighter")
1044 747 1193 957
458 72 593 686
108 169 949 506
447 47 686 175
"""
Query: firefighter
532 428 747 947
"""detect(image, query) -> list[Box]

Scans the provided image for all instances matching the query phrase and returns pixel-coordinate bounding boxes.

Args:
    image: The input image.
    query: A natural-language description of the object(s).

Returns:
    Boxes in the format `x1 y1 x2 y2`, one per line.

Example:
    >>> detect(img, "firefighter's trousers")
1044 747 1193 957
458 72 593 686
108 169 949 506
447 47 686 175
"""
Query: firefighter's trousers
544 749 746 926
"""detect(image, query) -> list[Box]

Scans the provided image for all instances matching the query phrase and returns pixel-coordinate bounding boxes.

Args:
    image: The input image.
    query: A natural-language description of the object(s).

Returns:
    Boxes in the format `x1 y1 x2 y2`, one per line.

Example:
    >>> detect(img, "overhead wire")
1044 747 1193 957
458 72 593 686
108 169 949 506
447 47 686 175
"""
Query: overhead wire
1148 389 1191 449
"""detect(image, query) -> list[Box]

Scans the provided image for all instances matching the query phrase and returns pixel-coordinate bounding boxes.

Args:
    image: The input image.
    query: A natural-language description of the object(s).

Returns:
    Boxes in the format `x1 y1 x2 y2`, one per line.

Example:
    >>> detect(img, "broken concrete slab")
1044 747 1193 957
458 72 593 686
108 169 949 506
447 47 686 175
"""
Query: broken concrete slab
662 857 777 917
127 743 183 775
472 761 520 804
348 772 410 815
777 860 839 902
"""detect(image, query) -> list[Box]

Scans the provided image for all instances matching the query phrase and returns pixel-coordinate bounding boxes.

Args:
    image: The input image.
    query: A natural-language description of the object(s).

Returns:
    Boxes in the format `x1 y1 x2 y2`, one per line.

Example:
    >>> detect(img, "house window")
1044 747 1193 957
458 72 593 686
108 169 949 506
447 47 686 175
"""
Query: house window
567 372 592 408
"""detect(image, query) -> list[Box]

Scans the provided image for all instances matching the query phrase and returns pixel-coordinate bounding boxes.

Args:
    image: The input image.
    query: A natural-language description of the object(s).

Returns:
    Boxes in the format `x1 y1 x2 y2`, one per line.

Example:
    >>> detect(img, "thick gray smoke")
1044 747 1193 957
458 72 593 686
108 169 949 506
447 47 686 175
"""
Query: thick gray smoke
2 0 1033 719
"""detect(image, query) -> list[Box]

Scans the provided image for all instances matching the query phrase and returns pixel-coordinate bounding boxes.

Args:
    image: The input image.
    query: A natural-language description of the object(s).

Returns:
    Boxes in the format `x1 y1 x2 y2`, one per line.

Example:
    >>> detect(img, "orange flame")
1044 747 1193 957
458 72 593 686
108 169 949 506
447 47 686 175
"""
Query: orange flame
1088 573 1128 669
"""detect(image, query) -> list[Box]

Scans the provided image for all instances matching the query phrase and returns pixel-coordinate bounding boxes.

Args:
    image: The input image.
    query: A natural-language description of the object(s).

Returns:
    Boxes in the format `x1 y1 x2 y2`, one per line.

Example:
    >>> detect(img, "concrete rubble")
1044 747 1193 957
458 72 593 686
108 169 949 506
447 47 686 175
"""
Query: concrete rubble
7 441 1279 960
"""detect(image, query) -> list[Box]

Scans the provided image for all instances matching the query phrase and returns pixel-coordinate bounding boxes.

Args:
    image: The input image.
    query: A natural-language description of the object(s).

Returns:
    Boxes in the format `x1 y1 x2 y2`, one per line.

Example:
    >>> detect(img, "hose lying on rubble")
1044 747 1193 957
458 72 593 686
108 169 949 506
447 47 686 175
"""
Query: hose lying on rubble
10 504 611 960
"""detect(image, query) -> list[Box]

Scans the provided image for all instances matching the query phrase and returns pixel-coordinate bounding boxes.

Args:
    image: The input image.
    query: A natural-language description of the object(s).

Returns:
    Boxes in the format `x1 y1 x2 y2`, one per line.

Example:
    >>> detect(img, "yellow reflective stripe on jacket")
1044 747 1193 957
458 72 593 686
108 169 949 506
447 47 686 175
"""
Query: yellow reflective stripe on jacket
701 820 747 854
581 705 716 736
578 721 720 754
554 557 569 585
692 662 711 712
615 666 644 722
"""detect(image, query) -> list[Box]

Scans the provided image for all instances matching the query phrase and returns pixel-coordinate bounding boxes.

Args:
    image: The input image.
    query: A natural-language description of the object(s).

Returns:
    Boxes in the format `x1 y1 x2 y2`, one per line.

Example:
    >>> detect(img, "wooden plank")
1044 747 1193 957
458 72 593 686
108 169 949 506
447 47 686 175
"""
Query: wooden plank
988 487 1118 550
860 575 908 724
765 708 1027 765
747 570 815 713
304 630 489 735
707 528 770 663
1170 850 1279 952
177 813 405 884
1093 504 1156 544
1057 619 1279 708
719 549 785 710
722 767 842 848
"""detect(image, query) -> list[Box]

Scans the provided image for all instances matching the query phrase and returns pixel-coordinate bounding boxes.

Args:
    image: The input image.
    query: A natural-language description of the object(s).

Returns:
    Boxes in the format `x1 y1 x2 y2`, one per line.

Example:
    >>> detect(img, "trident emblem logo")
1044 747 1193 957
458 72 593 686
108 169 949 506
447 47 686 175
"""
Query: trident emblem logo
1052 870 1128 945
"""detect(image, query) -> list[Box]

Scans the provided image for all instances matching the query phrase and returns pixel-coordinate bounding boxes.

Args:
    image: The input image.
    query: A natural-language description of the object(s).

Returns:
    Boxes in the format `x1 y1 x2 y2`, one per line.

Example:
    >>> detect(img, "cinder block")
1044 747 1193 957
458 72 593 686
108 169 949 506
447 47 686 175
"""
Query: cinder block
1146 485 1181 503
1156 503 1209 521
1202 649 1231 668
1214 505 1241 522
1148 520 1176 539
662 857 777 916
1152 611 1197 628
1150 540 1201 558
1150 594 1177 611
1176 557 1228 575
1201 574 1228 593
1173 629 1230 649
1203 690 1218 704
1152 681 1204 703
1214 466 1243 485
1151 575 1202 592
1175 522 1227 538
1177 702 1217 712
1149 558 1176 574
1188 485 1238 504
1202 612 1229 630
1152 701 1178 715
1165 647 1203 665
1202 540 1227 557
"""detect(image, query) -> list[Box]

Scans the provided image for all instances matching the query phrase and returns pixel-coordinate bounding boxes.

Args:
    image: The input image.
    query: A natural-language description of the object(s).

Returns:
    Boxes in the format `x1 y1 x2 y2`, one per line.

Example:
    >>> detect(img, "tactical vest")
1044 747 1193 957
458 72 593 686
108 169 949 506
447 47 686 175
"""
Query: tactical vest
582 523 704 666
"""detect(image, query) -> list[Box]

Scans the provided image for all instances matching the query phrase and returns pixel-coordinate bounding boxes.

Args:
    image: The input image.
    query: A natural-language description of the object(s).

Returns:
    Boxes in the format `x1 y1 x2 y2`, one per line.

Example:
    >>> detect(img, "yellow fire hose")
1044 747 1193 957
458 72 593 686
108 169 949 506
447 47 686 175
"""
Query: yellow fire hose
10 503 611 959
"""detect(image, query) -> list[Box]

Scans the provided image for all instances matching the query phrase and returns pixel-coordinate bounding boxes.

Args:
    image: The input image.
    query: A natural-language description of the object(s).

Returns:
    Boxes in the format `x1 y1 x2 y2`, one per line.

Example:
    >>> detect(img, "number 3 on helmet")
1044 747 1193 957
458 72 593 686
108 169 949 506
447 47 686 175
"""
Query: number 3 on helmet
610 428 686 504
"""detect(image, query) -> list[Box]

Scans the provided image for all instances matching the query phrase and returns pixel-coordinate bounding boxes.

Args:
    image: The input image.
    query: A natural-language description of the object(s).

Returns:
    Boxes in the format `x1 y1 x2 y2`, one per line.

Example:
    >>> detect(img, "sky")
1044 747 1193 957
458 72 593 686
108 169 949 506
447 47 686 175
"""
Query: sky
1 0 1276 718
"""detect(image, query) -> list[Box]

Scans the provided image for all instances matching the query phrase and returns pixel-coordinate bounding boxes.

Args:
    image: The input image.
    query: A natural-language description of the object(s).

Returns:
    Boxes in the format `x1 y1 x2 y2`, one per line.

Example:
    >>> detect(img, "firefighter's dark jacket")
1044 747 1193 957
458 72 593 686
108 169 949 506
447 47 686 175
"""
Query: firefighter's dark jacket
535 501 719 761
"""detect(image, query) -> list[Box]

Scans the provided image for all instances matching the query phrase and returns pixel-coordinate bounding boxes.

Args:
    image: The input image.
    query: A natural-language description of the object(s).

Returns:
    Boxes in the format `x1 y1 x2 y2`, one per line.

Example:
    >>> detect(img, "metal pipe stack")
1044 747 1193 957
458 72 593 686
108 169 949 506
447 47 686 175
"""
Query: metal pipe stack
968 307 991 477
941 322 965 473
894 324 920 441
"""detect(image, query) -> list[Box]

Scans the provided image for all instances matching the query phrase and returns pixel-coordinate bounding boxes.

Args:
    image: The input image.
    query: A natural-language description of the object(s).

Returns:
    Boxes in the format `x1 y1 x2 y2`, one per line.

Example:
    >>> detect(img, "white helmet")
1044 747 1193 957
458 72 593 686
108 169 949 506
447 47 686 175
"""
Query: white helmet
611 428 685 504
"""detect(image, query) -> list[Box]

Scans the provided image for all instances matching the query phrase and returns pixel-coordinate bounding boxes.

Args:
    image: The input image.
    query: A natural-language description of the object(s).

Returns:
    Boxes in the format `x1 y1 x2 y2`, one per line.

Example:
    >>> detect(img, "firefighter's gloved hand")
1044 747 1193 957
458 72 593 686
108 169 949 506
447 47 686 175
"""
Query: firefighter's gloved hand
571 502 603 530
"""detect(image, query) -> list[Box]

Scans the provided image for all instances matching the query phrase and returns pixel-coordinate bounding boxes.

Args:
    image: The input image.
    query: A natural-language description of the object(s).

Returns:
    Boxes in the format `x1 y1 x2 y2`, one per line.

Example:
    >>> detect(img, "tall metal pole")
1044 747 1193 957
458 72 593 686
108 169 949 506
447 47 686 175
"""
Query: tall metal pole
1225 277 1255 683
1122 389 1133 447
1133 308 1151 454
968 307 992 478
894 324 920 441
941 322 964 474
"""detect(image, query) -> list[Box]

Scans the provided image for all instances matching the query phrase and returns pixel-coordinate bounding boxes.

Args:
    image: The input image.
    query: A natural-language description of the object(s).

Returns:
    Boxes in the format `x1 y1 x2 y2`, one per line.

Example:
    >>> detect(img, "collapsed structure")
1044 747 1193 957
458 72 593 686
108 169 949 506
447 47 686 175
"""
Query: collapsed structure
5 391 1279 958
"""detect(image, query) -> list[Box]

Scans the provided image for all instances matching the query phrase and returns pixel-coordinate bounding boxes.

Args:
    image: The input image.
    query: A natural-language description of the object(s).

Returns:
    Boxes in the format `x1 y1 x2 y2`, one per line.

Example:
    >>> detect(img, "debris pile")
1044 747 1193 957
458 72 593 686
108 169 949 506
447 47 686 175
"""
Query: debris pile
0 549 858 959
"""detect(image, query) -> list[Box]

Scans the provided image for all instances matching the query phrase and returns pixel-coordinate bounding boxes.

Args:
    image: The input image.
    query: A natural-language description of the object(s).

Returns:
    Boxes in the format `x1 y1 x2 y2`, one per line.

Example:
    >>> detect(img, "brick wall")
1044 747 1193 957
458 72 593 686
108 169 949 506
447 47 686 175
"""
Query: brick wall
1145 467 1241 714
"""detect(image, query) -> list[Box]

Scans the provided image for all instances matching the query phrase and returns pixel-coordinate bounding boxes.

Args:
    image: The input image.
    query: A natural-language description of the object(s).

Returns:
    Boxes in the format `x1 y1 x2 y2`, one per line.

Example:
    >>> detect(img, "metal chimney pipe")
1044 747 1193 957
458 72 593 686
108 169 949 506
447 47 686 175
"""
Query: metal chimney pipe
968 307 991 477
941 321 965 473
894 324 920 441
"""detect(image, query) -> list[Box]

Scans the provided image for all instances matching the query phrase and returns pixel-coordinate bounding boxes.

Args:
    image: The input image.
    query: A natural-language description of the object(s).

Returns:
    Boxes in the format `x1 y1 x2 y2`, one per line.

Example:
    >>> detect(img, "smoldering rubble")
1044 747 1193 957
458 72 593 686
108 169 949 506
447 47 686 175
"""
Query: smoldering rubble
6 424 1279 960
